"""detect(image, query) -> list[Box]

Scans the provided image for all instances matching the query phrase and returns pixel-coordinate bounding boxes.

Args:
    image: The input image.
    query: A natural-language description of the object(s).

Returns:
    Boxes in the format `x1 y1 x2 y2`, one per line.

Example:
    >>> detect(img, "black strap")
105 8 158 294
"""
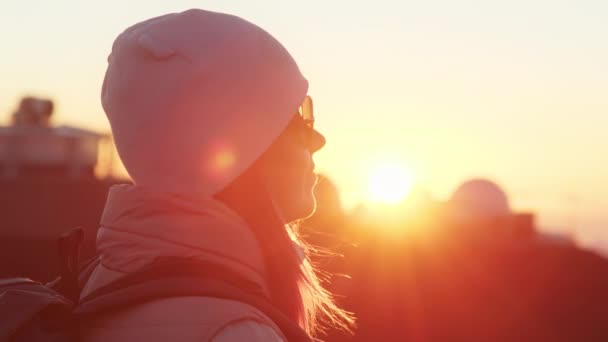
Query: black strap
55 228 85 303
77 260 312 342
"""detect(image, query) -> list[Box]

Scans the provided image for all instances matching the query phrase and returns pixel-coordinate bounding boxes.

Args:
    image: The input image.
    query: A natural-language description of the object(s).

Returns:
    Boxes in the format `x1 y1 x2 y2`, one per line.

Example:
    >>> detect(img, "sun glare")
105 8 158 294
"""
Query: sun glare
369 164 413 204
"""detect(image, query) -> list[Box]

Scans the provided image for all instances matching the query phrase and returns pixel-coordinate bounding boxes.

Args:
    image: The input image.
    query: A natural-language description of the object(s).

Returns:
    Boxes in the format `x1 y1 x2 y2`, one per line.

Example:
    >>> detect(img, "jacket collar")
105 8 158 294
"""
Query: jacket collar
97 184 267 291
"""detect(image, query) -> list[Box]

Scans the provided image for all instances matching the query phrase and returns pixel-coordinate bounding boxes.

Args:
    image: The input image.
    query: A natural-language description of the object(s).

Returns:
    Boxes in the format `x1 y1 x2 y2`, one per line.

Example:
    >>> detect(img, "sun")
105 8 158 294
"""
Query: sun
369 164 413 204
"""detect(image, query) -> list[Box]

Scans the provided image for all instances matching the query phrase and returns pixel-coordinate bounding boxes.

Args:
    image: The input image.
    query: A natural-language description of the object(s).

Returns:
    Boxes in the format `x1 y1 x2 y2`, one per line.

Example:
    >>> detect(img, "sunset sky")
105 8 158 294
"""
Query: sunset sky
1 0 607 245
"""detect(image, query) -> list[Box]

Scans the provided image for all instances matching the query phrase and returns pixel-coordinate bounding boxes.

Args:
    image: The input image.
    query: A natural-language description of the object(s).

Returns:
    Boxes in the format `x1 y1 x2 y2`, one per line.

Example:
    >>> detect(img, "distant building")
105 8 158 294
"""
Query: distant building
0 97 116 180
443 178 540 242
0 96 124 281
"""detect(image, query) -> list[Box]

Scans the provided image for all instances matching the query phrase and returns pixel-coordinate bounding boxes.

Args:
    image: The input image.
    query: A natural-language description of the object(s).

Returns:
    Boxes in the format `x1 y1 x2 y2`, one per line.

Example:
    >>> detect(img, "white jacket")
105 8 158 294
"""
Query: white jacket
80 185 287 341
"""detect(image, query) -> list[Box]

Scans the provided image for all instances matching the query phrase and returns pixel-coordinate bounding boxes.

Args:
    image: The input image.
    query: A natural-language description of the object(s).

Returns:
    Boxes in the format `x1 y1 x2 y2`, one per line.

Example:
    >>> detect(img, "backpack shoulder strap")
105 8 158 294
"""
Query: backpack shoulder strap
76 260 312 342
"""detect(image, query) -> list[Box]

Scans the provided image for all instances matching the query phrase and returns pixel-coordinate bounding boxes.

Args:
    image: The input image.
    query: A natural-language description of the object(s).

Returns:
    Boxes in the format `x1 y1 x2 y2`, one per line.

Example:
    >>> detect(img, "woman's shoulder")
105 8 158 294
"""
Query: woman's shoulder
82 296 286 342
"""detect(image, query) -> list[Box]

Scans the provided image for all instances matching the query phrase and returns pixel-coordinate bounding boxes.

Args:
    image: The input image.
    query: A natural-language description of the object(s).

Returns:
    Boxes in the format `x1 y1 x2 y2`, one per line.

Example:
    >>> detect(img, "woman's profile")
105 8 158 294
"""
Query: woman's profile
80 8 353 342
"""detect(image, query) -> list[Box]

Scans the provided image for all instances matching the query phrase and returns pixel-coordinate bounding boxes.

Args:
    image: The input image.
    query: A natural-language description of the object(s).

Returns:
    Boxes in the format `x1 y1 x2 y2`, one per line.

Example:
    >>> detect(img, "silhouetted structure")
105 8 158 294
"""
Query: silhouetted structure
439 179 539 243
315 178 608 341
1 97 115 180
0 97 124 281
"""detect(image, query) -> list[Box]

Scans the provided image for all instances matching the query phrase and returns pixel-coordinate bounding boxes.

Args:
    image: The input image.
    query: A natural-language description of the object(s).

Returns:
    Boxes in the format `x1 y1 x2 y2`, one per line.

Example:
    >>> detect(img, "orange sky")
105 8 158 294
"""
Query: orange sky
1 0 607 245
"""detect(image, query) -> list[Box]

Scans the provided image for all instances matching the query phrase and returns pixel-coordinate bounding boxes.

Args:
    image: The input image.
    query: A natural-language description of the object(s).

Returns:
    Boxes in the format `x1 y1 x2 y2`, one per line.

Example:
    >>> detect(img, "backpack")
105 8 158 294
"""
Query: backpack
0 229 312 342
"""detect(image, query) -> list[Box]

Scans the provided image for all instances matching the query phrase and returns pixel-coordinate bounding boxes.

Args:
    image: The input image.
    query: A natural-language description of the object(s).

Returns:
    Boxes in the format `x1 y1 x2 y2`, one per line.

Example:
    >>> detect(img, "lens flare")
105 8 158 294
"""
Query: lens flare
213 149 236 172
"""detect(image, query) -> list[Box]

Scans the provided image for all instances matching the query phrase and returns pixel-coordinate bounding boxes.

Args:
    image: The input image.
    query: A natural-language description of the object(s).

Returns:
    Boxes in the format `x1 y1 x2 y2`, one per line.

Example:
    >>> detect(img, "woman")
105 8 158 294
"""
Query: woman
80 8 353 342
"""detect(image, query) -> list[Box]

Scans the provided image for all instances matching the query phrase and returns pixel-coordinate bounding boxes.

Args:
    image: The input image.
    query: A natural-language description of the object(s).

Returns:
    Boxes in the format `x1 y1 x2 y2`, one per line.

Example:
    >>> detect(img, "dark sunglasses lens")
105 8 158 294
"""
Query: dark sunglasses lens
301 96 314 123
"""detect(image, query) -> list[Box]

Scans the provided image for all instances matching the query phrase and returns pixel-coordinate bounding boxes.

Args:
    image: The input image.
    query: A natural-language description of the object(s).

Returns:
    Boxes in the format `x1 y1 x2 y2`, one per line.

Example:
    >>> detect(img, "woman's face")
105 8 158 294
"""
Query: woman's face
255 115 325 222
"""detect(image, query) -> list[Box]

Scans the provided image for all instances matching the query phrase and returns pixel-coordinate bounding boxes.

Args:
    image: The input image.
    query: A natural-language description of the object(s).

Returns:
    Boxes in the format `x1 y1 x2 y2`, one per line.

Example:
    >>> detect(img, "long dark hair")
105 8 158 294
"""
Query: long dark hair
215 165 354 336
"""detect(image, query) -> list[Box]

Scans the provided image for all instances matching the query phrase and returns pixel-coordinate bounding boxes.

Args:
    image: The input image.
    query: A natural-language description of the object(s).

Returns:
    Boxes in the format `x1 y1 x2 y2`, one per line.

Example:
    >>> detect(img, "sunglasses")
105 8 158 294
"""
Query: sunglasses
294 95 316 148
298 95 314 129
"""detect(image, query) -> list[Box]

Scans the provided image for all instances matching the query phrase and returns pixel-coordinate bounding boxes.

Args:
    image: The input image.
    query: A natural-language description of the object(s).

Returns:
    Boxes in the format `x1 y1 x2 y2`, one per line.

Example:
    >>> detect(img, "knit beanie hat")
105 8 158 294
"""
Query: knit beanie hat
102 9 309 195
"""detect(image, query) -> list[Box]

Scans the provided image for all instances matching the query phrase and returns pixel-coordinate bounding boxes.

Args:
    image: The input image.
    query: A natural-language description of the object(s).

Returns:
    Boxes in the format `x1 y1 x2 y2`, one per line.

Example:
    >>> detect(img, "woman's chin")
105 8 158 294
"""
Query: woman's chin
284 193 317 222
